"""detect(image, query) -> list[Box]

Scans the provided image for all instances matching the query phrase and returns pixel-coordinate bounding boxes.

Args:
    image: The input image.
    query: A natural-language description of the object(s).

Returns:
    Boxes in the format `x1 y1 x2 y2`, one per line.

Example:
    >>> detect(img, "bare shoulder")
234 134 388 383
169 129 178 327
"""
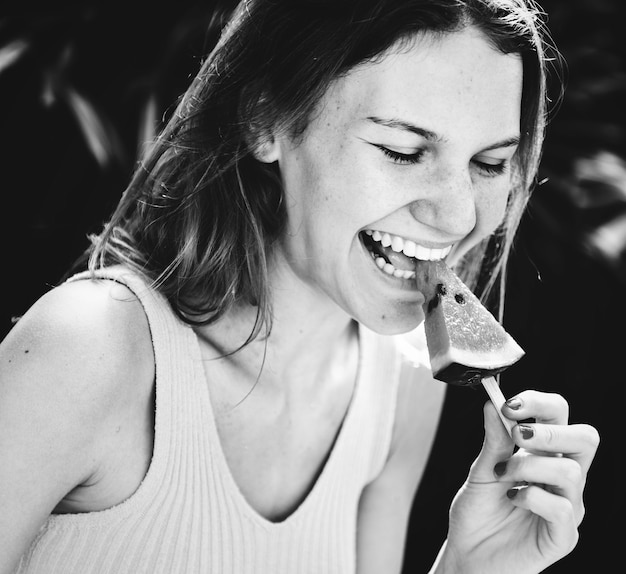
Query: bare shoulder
2 277 154 403
0 277 155 566
0 276 155 465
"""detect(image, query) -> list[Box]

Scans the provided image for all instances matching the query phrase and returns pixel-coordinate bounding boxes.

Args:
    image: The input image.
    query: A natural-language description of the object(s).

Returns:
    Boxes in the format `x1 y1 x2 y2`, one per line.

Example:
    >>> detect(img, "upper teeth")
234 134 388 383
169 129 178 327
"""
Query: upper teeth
365 229 452 261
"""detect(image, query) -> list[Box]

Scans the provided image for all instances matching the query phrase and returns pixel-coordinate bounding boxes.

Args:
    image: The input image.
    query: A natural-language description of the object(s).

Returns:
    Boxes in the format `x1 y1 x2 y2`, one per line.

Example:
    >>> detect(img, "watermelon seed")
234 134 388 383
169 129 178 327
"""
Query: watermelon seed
454 293 466 304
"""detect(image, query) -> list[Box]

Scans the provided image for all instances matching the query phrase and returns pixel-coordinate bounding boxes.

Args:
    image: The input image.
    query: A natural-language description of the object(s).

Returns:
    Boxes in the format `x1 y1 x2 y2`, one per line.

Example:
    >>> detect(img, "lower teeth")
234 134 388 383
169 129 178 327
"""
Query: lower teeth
370 252 415 279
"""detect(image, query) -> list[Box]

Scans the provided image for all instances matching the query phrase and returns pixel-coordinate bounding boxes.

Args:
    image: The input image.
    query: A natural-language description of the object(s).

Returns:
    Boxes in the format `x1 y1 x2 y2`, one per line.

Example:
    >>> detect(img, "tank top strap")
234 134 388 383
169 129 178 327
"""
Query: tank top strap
351 325 403 483
62 265 199 522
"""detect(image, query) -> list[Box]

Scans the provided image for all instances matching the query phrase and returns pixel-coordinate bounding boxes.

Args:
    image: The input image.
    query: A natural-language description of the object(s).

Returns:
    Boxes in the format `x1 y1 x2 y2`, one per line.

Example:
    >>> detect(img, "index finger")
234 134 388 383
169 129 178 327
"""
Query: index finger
502 390 569 425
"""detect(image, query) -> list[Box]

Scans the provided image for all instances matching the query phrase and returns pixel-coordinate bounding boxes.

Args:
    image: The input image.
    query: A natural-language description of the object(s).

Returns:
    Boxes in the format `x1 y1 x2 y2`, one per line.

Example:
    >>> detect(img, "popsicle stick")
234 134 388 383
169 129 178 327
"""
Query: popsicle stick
481 376 515 438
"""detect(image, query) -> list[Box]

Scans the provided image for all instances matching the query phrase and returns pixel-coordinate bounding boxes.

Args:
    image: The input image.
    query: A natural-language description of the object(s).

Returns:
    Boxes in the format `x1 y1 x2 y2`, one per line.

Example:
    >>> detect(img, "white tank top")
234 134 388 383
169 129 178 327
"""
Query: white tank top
15 266 405 573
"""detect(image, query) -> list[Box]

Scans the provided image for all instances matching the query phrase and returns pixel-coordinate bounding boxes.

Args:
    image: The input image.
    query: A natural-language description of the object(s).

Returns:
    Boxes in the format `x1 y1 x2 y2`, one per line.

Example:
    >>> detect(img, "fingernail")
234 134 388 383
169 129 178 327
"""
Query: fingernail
519 424 534 440
505 397 522 410
506 488 519 499
494 461 507 477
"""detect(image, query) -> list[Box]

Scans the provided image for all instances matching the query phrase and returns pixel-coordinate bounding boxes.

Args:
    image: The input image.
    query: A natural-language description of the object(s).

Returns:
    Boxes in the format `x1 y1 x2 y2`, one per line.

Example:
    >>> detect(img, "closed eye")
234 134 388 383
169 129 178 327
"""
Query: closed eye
375 145 425 165
472 158 509 176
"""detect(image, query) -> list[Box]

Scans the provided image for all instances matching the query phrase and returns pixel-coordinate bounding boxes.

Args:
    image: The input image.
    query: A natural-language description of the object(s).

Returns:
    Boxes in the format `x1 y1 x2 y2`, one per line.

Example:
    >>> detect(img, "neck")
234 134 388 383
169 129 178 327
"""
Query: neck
194 260 359 402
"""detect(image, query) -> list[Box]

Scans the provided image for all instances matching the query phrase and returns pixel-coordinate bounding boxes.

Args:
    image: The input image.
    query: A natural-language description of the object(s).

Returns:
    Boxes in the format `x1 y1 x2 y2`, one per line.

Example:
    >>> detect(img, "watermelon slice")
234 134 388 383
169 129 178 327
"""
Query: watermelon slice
415 260 524 387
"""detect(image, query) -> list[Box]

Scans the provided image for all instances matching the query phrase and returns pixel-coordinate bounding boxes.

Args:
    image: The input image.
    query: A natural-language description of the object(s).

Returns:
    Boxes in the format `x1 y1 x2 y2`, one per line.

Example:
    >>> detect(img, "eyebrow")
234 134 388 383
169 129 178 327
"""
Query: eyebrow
366 116 442 142
366 115 520 151
480 136 520 151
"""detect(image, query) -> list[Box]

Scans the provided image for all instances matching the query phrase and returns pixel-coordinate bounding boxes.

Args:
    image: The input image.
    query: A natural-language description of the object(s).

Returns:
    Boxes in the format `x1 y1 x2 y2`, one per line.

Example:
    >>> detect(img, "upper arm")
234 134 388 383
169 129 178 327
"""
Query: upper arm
0 279 152 572
356 360 447 574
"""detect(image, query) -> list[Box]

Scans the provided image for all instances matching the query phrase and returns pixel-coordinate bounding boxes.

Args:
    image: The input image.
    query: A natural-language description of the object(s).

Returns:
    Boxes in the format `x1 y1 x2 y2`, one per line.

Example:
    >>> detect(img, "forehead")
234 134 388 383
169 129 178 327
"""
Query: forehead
314 27 523 143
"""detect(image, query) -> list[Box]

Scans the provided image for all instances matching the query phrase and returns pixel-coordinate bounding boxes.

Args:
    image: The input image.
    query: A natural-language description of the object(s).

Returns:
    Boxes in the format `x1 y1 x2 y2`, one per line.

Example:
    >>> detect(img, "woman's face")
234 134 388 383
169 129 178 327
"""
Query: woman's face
268 27 523 334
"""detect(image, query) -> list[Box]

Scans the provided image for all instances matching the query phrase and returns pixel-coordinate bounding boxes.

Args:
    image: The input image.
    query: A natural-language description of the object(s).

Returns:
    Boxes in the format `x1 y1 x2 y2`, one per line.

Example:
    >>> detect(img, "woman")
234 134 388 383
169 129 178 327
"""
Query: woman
0 1 599 572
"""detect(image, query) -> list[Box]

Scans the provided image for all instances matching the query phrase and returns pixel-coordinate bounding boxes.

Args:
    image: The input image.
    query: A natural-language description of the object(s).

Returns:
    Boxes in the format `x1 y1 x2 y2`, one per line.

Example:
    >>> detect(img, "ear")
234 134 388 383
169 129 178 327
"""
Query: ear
250 133 280 164
242 86 282 163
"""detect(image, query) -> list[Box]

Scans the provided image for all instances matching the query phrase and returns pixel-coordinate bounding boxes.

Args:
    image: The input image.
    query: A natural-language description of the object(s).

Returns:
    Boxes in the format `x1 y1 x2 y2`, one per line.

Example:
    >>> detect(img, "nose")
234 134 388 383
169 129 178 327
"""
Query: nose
408 165 477 240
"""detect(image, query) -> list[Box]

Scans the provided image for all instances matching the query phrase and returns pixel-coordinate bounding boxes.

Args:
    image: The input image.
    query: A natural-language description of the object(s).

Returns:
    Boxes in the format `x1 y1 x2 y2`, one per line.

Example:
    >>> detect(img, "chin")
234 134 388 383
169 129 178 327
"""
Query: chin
357 307 425 336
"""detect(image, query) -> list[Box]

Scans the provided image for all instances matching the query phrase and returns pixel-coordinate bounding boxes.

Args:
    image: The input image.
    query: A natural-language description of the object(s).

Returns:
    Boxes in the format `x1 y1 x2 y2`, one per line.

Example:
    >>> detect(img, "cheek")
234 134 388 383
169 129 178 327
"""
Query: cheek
471 166 513 227
283 142 366 226
479 187 510 232
278 148 353 261
452 183 511 264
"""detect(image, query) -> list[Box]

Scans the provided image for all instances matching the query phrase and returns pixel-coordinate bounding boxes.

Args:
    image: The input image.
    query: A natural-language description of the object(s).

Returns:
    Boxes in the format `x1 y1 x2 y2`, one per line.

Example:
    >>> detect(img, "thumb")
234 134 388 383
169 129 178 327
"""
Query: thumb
468 401 515 482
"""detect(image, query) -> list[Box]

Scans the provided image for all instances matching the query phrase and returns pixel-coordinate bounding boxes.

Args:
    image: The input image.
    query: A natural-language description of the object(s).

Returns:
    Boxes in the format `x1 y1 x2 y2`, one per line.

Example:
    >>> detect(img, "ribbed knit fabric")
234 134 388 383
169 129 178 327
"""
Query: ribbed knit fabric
15 266 422 574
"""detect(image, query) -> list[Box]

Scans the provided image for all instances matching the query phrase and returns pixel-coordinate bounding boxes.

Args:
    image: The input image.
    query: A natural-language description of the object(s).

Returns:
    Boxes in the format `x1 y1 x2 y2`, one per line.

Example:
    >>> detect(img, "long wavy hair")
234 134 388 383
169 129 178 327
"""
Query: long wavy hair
83 0 558 339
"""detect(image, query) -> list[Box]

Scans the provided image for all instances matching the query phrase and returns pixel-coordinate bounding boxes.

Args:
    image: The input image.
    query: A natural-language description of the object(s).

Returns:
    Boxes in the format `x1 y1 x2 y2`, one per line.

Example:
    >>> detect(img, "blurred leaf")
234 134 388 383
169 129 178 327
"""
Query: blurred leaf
0 38 28 75
585 212 626 279
573 151 626 207
64 86 124 168
136 94 159 158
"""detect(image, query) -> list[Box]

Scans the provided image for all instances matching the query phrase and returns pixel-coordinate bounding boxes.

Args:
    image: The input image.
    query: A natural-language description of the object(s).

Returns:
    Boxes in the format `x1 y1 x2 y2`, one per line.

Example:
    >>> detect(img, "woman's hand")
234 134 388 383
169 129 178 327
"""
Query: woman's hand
432 390 600 574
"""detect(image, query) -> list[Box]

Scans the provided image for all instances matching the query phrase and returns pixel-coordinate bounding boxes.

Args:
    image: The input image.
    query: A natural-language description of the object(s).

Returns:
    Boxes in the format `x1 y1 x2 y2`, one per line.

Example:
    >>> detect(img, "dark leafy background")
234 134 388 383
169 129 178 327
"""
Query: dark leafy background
0 1 623 571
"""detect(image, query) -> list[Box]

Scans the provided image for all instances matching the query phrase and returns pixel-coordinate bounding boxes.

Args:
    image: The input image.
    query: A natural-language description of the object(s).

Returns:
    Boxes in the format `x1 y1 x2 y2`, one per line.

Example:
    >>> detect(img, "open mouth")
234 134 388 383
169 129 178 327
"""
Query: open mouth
360 229 452 280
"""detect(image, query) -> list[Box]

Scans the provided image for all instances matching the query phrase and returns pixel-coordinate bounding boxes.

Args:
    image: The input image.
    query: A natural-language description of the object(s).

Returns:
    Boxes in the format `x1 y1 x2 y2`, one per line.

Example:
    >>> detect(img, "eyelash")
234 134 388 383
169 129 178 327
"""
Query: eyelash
473 160 509 176
377 146 424 165
376 145 509 176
